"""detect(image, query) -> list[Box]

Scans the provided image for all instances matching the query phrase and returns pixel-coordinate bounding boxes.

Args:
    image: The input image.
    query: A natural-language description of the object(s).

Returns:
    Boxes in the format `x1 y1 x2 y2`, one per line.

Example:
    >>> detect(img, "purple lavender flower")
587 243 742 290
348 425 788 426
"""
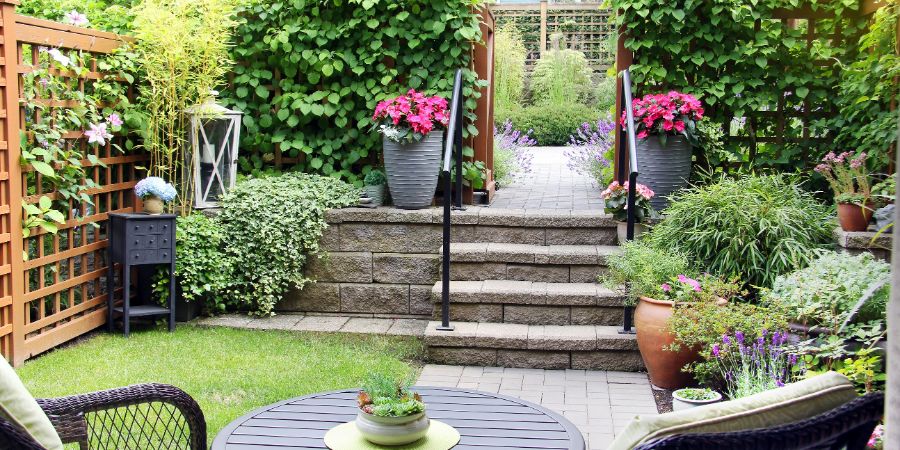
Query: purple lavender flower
712 344 720 358
735 331 744 344
564 116 614 186
722 334 731 345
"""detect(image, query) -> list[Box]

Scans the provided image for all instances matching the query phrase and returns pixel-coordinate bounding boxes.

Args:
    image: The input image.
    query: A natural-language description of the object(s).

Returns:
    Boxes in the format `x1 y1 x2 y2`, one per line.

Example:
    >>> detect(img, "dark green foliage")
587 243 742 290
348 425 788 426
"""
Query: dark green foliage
613 0 870 172
218 173 359 315
648 174 833 289
363 169 386 186
224 0 486 185
18 0 136 34
502 104 599 145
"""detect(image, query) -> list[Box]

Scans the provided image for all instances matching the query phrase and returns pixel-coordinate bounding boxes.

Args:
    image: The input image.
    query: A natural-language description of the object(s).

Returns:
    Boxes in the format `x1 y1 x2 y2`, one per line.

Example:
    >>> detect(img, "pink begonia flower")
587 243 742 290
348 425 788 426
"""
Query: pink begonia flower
64 10 89 27
84 122 112 146
661 283 671 292
107 113 123 127
674 121 686 132
636 130 649 140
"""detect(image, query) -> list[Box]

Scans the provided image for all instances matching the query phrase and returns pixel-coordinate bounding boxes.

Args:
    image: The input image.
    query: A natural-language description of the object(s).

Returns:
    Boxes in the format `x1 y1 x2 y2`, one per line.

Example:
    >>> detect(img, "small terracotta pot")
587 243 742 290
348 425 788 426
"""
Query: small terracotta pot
634 296 700 389
142 196 165 215
837 202 873 232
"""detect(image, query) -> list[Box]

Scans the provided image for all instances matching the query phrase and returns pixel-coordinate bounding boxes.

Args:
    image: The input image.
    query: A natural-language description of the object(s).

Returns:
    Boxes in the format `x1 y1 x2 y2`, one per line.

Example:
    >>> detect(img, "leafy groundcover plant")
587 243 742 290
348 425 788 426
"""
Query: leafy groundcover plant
648 173 832 290
674 387 717 401
218 173 359 315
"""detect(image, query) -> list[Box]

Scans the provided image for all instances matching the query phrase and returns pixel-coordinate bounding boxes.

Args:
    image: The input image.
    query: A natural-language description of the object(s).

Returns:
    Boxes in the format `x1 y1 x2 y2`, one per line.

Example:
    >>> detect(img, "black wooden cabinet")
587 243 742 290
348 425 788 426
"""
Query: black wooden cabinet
107 213 176 336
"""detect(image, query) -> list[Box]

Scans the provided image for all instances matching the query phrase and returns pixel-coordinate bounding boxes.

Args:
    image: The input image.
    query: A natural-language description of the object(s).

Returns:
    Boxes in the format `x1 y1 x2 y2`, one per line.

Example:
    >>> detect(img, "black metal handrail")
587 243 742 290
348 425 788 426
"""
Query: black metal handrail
437 68 465 332
616 69 640 334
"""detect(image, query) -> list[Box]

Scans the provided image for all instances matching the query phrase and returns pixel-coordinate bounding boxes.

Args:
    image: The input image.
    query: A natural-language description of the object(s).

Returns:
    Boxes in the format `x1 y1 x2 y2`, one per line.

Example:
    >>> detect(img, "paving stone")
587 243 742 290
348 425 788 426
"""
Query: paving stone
372 253 439 284
293 315 349 332
448 242 488 262
477 208 526 226
197 314 253 328
340 317 393 333
386 319 427 336
545 283 600 305
543 245 602 265
481 280 537 304
245 314 304 330
486 243 540 263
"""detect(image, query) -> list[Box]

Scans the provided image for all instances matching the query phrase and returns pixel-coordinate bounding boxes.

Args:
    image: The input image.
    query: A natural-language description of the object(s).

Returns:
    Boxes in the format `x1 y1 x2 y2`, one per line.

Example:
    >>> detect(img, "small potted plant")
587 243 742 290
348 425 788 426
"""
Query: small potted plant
356 374 429 446
134 177 177 214
815 151 872 232
363 169 387 207
671 387 722 410
601 180 654 242
621 91 704 210
372 90 449 209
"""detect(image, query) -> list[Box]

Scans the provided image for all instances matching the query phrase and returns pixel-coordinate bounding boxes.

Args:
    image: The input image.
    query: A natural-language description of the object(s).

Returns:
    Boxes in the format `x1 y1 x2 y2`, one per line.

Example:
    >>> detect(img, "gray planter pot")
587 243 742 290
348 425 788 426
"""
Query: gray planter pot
383 131 444 209
363 184 385 207
635 135 692 210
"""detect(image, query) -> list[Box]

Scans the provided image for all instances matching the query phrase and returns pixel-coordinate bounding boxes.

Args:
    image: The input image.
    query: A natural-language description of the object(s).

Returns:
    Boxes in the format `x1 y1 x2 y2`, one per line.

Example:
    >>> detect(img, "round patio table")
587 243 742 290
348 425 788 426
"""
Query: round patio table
211 386 586 450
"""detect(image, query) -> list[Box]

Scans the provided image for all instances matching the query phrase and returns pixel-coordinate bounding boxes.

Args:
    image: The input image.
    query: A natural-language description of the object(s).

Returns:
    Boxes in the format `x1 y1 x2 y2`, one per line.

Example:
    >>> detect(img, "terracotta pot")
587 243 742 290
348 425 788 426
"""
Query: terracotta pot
836 202 873 232
142 196 165 215
634 296 699 389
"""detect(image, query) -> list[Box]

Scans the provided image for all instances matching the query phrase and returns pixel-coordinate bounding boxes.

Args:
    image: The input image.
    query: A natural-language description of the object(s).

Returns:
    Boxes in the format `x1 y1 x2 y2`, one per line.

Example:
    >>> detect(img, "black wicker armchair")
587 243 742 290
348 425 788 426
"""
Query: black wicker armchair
0 383 206 450
635 392 884 450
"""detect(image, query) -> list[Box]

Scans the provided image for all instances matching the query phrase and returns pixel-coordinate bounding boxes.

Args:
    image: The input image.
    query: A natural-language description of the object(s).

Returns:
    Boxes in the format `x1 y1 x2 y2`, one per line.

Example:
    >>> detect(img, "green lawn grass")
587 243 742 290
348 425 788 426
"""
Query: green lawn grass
16 325 424 445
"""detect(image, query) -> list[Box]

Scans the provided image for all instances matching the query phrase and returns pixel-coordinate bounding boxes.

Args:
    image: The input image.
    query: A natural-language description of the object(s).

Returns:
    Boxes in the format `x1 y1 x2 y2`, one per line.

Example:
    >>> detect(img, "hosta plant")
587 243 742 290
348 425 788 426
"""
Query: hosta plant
372 90 449 144
358 374 425 418
600 181 653 222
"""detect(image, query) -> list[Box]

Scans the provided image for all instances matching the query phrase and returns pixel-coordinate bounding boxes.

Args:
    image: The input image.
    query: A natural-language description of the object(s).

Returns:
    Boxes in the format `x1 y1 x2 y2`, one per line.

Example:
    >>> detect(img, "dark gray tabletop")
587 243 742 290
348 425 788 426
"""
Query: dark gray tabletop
211 386 586 450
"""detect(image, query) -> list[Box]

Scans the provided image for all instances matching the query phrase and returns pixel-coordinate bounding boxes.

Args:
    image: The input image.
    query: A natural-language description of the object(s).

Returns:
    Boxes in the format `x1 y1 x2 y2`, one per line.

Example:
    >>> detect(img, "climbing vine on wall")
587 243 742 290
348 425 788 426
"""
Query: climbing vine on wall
613 0 870 171
223 0 487 185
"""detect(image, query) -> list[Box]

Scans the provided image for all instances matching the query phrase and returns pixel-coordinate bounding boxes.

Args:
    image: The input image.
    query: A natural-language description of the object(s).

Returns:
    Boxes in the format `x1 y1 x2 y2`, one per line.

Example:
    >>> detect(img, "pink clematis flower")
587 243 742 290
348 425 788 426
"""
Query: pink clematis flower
107 113 123 128
84 122 112 146
64 10 89 27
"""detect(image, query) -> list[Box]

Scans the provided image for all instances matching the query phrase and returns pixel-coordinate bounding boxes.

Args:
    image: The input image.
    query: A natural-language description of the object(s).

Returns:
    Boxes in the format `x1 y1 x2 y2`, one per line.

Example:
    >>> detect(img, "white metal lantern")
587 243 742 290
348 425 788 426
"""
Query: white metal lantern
186 92 242 208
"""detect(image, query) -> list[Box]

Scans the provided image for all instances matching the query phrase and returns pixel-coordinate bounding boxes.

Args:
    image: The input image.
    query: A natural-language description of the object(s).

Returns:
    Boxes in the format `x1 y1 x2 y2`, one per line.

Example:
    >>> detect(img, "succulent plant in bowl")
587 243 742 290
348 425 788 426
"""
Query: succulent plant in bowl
672 387 722 411
356 374 429 445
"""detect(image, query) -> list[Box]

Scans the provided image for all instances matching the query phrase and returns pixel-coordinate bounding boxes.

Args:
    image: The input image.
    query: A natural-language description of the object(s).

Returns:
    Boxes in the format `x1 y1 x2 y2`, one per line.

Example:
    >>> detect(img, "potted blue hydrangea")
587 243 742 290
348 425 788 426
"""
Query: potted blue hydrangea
134 177 177 214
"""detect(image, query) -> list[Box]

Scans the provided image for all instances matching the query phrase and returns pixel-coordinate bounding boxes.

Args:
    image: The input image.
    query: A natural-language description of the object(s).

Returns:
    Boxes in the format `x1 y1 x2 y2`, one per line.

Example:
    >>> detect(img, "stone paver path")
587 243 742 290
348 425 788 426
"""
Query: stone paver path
417 364 657 450
196 313 428 336
491 147 603 210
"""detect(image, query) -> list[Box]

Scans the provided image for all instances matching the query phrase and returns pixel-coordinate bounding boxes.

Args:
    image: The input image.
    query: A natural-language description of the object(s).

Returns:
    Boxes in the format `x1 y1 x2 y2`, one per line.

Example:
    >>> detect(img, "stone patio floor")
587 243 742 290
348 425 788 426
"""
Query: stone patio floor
490 146 603 210
196 315 658 450
417 364 657 450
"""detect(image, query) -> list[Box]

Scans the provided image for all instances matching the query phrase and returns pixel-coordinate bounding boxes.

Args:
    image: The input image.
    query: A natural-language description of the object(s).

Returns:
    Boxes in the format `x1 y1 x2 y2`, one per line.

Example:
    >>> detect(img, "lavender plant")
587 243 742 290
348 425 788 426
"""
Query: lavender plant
711 330 802 399
493 120 535 187
564 117 614 186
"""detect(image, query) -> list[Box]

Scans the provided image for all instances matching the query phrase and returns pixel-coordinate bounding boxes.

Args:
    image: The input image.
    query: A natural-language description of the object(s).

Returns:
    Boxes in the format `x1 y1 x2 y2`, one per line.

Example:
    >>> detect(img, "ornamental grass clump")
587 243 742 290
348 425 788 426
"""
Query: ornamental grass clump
648 173 833 290
712 330 802 399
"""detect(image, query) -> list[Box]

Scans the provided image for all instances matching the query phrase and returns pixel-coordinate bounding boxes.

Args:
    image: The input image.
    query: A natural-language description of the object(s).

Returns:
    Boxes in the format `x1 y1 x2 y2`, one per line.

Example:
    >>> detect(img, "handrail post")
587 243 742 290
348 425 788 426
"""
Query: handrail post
618 69 639 335
436 68 464 332
453 92 464 209
437 169 453 331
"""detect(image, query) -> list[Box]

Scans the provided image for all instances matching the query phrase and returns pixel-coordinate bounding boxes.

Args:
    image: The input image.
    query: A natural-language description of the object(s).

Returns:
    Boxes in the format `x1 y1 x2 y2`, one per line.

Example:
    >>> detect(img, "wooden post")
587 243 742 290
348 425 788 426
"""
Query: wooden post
0 0 25 366
539 0 548 58
471 7 496 202
612 23 633 180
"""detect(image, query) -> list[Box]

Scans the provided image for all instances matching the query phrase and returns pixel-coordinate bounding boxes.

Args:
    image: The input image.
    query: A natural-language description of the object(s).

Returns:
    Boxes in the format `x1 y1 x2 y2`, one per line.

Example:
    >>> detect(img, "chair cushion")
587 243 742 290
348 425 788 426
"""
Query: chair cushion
607 371 857 450
0 357 63 450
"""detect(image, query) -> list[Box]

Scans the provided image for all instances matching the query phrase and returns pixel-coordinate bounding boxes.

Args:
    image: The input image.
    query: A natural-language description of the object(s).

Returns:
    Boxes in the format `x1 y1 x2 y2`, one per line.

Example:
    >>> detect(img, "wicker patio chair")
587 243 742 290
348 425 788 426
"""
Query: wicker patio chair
0 383 206 450
634 391 884 450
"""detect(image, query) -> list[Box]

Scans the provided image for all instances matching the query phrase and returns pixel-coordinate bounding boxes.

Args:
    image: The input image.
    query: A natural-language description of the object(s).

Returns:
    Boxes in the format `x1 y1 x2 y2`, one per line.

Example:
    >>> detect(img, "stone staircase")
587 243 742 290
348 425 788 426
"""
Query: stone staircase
277 207 643 372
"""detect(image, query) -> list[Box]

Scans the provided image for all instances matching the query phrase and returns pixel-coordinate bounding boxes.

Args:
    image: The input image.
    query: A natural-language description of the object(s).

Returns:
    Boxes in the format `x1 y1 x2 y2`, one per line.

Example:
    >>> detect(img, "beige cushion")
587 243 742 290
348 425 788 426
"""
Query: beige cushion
607 372 857 450
0 357 63 450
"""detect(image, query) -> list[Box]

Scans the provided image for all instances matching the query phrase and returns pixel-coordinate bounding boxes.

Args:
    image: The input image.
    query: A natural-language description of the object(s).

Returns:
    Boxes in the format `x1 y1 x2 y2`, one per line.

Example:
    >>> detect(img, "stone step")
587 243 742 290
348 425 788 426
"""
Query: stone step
425 321 643 371
442 243 619 283
430 281 625 325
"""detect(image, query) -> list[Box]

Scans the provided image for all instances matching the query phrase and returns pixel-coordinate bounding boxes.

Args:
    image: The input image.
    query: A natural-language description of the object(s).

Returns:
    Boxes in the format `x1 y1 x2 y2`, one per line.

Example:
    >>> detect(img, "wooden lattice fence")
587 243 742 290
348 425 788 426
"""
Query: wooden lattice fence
0 1 144 366
491 1 615 72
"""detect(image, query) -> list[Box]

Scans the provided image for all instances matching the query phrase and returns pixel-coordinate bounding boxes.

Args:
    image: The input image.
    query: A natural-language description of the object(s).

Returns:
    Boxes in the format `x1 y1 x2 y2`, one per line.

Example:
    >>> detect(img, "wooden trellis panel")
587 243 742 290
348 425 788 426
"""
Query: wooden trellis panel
0 3 145 365
490 1 615 71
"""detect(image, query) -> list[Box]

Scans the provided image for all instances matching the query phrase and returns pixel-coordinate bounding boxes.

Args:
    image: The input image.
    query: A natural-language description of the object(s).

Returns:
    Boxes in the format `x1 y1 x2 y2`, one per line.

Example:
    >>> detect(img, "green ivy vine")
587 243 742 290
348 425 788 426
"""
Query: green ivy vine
223 0 487 185
21 45 145 243
613 0 870 171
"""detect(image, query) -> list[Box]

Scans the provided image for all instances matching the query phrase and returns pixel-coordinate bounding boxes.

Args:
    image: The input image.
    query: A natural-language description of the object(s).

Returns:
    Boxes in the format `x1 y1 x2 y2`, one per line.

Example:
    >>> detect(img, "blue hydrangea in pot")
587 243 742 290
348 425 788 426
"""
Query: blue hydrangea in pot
356 374 429 445
134 177 177 215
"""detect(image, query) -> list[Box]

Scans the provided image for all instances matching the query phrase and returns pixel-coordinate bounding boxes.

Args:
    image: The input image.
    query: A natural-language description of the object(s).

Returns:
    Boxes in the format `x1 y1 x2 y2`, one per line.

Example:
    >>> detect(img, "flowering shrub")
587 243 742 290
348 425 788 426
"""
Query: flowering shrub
621 91 704 143
602 240 689 304
134 177 177 202
565 118 614 186
493 120 535 186
814 151 872 205
600 181 653 222
711 330 802 399
660 274 744 304
372 90 449 144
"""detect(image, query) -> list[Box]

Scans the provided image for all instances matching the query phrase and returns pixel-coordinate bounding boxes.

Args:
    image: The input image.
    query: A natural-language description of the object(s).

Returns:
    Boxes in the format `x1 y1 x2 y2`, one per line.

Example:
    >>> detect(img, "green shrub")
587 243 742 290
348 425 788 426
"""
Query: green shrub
603 240 690 304
153 213 233 313
494 24 527 112
219 173 358 315
763 251 890 329
648 174 833 290
594 73 617 114
506 104 599 146
529 46 594 107
364 169 386 186
224 0 485 184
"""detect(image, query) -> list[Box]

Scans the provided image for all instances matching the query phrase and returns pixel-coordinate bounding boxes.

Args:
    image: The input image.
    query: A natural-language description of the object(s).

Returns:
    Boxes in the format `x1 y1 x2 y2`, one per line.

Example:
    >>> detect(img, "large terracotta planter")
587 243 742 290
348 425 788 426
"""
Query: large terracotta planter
837 202 873 232
634 296 699 389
